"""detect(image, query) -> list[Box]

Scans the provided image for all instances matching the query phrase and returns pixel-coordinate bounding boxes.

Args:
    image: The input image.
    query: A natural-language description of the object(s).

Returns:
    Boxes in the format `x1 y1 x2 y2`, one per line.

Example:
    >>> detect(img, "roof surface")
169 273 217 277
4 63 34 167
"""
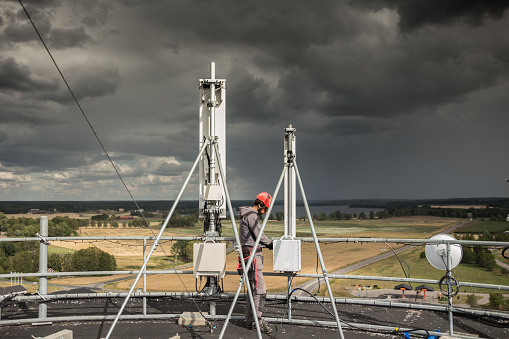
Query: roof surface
0 296 507 338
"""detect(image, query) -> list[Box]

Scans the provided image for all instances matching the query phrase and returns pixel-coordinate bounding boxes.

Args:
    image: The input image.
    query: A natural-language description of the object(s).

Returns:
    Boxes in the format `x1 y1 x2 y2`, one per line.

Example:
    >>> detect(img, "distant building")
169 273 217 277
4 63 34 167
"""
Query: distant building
119 216 134 220
119 208 125 212
28 209 46 214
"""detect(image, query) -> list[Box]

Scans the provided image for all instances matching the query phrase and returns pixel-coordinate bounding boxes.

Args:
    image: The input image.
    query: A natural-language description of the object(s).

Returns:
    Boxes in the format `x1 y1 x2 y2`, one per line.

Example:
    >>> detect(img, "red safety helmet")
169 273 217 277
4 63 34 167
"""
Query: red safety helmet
256 192 272 208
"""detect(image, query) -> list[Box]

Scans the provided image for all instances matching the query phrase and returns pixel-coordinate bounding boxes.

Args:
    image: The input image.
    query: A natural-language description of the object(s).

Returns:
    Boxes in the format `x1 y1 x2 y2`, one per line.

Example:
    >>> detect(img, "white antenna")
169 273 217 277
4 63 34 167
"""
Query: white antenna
425 234 462 270
199 62 227 227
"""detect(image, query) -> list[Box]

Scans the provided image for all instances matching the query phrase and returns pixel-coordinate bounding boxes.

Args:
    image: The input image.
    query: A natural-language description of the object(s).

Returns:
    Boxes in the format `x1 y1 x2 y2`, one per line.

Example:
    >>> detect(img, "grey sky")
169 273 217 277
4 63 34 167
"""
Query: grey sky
1 0 508 201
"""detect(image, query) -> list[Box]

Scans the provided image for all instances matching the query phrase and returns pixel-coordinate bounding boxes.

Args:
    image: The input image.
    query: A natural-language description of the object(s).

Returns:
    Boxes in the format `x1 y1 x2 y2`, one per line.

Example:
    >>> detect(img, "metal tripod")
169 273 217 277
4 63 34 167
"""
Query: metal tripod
218 128 346 339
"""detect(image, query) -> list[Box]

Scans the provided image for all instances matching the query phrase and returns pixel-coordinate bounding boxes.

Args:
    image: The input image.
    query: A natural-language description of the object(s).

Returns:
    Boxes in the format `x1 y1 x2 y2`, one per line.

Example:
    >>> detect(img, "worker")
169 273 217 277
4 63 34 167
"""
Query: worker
238 192 274 334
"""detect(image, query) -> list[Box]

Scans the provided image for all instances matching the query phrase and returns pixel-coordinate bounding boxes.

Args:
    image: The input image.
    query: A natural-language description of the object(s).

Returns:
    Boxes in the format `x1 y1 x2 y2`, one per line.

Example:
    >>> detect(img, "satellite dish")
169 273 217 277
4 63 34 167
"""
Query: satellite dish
425 234 462 270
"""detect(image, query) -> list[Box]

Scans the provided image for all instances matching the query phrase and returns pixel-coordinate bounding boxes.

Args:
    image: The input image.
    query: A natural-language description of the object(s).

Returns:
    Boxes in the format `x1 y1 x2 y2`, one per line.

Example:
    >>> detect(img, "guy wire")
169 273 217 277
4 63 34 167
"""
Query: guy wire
19 0 212 328
384 242 413 290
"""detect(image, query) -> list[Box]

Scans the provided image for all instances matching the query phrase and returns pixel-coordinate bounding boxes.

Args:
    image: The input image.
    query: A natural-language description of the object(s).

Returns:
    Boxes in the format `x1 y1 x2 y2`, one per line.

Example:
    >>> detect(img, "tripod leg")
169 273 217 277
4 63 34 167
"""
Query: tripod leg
292 158 346 339
105 140 210 339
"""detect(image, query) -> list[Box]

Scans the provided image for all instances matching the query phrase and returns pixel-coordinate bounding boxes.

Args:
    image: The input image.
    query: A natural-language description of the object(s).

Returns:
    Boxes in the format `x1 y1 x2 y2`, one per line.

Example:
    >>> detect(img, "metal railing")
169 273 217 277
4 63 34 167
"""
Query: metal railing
1 217 508 338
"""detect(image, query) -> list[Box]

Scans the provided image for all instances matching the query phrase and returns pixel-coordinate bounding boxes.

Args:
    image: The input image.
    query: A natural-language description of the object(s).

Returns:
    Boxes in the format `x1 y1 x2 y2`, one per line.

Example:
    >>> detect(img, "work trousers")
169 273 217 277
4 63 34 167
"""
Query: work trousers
245 251 266 327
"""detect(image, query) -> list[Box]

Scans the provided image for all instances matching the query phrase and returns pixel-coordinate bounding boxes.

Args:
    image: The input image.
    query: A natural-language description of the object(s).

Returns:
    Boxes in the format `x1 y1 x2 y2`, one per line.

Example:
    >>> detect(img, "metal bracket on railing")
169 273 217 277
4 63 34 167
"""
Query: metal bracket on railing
36 233 51 246
36 291 47 301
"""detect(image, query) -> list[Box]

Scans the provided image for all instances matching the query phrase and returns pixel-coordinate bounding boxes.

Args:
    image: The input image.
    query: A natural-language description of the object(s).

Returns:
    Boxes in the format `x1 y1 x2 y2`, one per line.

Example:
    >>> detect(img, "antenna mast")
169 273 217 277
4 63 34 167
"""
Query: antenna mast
199 62 226 235
284 124 297 237
195 62 227 314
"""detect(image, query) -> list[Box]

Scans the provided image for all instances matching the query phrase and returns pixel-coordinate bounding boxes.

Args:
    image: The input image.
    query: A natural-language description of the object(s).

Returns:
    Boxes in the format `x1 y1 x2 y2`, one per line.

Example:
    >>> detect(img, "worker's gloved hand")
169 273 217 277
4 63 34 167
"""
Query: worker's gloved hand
267 242 273 250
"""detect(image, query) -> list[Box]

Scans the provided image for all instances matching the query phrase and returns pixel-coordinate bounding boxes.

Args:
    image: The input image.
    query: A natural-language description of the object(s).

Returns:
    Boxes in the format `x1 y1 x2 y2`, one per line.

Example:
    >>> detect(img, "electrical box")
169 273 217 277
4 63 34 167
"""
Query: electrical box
273 238 301 272
204 184 223 201
193 242 226 278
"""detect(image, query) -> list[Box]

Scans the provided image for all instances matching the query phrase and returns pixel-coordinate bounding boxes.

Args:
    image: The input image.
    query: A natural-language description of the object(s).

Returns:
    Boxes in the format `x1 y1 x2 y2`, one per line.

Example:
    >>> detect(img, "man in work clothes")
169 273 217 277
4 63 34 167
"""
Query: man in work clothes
238 192 274 334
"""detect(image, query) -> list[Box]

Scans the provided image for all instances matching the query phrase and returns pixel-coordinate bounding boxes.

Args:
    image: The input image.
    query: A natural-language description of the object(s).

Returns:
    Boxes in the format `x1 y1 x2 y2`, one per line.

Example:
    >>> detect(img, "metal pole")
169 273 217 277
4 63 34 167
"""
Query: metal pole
447 243 454 336
284 125 296 320
284 125 296 238
104 140 210 339
215 142 281 339
38 216 48 319
293 158 346 339
208 62 217 233
143 238 147 316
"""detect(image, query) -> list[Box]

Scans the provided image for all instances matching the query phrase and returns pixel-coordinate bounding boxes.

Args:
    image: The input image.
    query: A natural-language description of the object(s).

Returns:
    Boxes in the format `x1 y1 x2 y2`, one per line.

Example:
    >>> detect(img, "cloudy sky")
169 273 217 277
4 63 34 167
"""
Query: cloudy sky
1 0 509 202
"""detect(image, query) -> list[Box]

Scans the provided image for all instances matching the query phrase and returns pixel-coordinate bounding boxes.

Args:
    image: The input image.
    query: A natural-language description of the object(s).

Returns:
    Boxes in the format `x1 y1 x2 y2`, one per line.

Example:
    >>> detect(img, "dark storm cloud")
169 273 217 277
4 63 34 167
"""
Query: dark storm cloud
2 1 92 50
354 0 509 32
47 26 91 49
152 162 186 177
228 69 273 123
0 56 120 104
57 59 121 101
0 56 58 92
74 0 113 27
113 0 509 124
0 147 88 172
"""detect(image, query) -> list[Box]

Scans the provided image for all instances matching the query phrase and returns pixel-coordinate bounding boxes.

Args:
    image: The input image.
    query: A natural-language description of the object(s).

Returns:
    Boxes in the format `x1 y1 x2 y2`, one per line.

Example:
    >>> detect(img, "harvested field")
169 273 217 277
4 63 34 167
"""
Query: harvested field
47 216 459 292
113 240 395 293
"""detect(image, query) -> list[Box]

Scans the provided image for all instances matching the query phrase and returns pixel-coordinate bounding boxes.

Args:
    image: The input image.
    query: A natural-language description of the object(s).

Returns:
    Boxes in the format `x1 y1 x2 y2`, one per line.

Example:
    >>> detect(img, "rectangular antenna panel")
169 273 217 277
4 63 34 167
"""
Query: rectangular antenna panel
273 239 301 272
199 78 226 218
193 242 226 278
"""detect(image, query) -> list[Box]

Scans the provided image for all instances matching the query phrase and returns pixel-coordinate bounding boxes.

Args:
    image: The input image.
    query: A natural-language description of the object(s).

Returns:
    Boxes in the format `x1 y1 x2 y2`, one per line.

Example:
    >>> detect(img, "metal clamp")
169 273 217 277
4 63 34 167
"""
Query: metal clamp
36 233 51 246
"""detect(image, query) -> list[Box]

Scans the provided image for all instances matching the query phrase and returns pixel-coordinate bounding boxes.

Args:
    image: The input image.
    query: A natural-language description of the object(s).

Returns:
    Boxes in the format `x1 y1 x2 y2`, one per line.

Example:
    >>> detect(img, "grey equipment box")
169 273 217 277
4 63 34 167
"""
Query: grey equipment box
193 242 226 278
273 237 301 272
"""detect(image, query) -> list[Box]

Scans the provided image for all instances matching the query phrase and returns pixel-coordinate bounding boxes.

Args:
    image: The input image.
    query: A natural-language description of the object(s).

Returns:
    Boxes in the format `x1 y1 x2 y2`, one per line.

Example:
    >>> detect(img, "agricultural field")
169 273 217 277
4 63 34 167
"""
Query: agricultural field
323 246 509 298
455 220 509 233
47 216 464 293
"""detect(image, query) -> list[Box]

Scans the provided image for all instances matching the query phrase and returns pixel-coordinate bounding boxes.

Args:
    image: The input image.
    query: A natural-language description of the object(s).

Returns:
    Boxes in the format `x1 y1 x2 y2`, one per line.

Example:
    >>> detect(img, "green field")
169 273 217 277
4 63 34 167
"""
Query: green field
324 246 509 298
456 220 509 233
48 245 75 255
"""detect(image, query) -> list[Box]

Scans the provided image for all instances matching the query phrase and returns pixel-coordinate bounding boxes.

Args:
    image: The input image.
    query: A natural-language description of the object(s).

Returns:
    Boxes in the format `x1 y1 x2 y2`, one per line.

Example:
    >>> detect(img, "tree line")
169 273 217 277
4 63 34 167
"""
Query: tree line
0 213 115 274
280 206 509 222
454 231 509 272
0 200 199 214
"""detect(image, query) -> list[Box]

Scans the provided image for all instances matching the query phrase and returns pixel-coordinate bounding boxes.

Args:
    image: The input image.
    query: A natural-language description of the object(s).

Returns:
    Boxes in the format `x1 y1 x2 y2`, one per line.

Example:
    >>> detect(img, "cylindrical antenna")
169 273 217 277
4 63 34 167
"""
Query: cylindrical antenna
210 62 216 80
209 62 216 232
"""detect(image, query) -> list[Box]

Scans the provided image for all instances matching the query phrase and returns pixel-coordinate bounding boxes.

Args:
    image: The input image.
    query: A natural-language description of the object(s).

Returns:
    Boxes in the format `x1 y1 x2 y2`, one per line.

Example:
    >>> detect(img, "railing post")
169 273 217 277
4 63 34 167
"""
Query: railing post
143 238 147 316
39 216 48 319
